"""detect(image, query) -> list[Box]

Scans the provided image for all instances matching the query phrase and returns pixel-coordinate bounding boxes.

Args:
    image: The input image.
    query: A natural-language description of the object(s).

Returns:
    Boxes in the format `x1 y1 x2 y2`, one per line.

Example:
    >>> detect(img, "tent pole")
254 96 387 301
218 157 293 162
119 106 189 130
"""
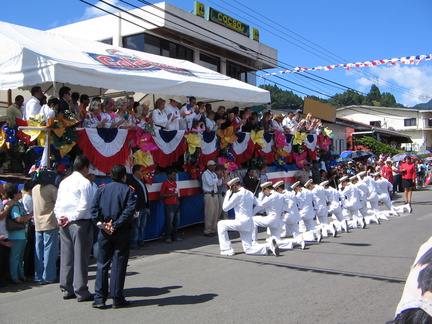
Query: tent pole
7 89 11 106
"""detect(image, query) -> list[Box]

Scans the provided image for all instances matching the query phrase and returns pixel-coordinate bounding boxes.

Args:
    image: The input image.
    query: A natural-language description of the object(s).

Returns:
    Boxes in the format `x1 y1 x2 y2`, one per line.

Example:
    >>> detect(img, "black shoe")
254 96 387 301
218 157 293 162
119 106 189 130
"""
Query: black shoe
112 300 133 309
78 294 94 302
92 301 107 309
203 233 213 237
63 293 76 300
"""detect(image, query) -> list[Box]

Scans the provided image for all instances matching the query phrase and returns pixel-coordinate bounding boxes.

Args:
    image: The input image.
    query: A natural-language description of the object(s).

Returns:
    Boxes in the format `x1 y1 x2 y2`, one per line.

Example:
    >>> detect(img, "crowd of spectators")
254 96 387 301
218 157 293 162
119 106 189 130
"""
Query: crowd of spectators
10 86 325 136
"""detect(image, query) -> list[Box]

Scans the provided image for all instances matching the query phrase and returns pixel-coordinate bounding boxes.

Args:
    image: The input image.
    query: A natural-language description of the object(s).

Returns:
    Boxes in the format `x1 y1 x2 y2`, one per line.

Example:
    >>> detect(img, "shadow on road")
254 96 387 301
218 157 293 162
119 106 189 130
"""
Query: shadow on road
124 292 218 307
125 285 182 297
339 243 371 246
174 250 406 284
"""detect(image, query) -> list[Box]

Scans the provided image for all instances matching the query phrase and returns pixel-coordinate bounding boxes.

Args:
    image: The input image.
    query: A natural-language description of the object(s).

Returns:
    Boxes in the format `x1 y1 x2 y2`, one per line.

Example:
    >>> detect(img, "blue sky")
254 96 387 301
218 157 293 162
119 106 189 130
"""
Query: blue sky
1 0 431 106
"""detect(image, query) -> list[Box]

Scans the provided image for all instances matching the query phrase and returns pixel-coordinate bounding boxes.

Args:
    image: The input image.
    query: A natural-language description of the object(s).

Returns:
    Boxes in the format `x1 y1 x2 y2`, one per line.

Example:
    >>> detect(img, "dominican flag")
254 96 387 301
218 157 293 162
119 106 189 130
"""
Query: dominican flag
304 134 318 151
152 129 186 167
77 128 135 173
260 132 275 164
199 131 218 166
283 133 294 154
232 132 254 165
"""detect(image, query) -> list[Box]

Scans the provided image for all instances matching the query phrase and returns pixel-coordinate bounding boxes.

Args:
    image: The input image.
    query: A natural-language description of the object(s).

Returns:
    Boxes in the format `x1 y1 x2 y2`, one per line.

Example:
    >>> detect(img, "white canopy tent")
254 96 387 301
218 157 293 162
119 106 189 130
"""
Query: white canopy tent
0 21 270 107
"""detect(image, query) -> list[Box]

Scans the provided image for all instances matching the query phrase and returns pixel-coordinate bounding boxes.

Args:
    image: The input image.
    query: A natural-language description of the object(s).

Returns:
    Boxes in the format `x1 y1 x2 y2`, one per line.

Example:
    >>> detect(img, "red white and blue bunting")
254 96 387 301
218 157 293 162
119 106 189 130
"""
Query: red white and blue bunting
74 127 333 175
261 54 432 77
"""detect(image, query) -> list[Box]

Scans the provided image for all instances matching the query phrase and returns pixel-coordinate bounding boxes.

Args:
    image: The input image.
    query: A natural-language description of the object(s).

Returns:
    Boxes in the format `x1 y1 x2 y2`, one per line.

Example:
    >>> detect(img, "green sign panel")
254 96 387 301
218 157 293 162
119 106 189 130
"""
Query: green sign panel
207 7 250 37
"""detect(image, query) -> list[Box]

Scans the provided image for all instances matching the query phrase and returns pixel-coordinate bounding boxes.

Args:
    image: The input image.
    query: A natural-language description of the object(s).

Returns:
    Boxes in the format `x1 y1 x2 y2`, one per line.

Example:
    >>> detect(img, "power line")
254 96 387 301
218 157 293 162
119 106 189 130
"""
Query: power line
78 0 369 99
219 0 430 102
111 0 361 95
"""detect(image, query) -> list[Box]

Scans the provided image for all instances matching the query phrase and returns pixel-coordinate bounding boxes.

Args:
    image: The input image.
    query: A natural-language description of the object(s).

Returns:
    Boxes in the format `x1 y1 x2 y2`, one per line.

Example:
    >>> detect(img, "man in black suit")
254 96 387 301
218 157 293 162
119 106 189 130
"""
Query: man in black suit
58 86 72 115
126 165 150 249
91 164 136 309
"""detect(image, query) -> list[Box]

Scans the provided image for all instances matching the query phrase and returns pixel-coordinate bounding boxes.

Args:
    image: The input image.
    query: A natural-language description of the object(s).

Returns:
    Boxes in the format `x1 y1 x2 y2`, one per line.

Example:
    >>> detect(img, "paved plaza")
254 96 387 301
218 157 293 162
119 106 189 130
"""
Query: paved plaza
1 188 431 324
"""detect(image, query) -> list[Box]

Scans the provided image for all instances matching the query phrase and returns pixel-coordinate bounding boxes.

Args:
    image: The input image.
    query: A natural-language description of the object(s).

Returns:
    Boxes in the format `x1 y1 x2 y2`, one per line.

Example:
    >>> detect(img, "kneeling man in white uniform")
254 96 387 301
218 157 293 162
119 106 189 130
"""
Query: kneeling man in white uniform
217 178 279 256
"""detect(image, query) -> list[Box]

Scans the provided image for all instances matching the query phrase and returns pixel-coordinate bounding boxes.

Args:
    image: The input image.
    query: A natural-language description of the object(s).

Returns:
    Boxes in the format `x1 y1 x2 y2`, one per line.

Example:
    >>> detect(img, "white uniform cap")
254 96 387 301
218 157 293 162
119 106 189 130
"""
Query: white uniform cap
339 176 349 183
358 171 367 177
320 180 329 187
304 179 313 188
373 172 381 177
290 181 301 190
273 180 284 189
349 175 358 182
227 177 240 187
260 181 273 189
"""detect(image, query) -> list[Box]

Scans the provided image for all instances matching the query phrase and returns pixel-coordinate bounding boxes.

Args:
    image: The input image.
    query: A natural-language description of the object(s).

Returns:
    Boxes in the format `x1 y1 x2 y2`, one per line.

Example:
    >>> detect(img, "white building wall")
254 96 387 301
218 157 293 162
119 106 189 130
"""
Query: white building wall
337 106 432 151
327 123 347 153
49 2 278 69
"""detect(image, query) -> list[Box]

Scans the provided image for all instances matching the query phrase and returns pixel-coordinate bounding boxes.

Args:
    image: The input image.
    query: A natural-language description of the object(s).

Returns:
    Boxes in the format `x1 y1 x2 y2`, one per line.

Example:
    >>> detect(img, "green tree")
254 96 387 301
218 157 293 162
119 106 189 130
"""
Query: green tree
328 90 364 108
367 84 382 103
260 84 303 109
380 92 397 107
354 136 401 155
261 83 401 110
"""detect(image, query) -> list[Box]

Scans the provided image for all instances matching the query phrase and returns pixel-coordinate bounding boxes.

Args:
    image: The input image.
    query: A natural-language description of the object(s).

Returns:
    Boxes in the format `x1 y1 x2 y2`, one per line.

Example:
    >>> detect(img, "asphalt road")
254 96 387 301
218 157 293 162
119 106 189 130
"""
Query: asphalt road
1 188 431 324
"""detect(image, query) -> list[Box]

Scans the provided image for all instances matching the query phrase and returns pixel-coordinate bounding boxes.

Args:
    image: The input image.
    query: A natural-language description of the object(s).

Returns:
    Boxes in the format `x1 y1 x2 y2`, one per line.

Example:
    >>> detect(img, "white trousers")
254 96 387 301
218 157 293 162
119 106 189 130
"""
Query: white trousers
299 219 321 241
252 216 282 242
217 220 268 255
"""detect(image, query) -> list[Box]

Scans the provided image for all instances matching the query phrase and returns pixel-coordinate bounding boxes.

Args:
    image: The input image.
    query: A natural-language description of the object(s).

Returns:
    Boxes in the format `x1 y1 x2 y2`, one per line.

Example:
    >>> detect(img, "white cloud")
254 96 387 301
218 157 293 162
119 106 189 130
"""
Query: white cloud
354 64 432 106
81 0 126 20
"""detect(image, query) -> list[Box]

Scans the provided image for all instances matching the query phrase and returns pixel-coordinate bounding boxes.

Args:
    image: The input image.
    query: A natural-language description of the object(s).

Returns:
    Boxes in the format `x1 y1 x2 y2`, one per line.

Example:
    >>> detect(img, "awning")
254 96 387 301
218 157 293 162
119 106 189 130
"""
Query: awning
0 21 270 107
351 128 412 144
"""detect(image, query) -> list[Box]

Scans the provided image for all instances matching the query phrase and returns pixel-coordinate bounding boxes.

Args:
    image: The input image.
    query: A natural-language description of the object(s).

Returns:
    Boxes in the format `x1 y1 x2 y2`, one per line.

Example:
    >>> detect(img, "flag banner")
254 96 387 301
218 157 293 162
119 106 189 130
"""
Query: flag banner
152 129 187 167
77 128 134 173
283 133 294 154
199 130 219 166
261 132 276 164
304 134 318 151
232 132 254 165
261 54 432 77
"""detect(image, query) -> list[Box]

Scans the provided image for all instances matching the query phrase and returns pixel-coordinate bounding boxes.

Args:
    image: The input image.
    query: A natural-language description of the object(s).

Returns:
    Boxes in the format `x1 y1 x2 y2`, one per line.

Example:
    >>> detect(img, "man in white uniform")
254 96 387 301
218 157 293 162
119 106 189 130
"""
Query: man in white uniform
322 180 348 233
164 97 181 130
363 171 388 221
252 182 284 245
374 172 400 217
274 181 302 238
341 176 366 229
273 181 306 249
307 180 337 238
353 172 380 225
293 181 322 242
217 178 279 256
23 86 44 120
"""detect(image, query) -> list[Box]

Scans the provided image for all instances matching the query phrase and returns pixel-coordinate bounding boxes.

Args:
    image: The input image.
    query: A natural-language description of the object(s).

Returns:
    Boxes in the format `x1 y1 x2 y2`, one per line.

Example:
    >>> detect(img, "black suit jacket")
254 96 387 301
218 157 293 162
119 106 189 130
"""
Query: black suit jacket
126 175 149 210
58 98 70 115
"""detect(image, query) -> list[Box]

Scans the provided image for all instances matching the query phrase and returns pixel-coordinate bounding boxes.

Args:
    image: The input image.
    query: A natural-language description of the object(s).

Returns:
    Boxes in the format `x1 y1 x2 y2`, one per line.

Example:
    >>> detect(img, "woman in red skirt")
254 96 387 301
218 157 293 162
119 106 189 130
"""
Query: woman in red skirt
399 156 416 205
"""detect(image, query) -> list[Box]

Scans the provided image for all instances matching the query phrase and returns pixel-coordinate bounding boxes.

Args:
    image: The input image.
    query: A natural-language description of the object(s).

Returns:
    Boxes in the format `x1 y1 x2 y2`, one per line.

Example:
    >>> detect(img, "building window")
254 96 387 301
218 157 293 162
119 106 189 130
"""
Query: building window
227 61 248 82
429 119 432 127
99 38 113 45
123 34 145 51
123 33 193 61
404 118 416 126
199 52 220 72
143 34 160 55
370 121 381 127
